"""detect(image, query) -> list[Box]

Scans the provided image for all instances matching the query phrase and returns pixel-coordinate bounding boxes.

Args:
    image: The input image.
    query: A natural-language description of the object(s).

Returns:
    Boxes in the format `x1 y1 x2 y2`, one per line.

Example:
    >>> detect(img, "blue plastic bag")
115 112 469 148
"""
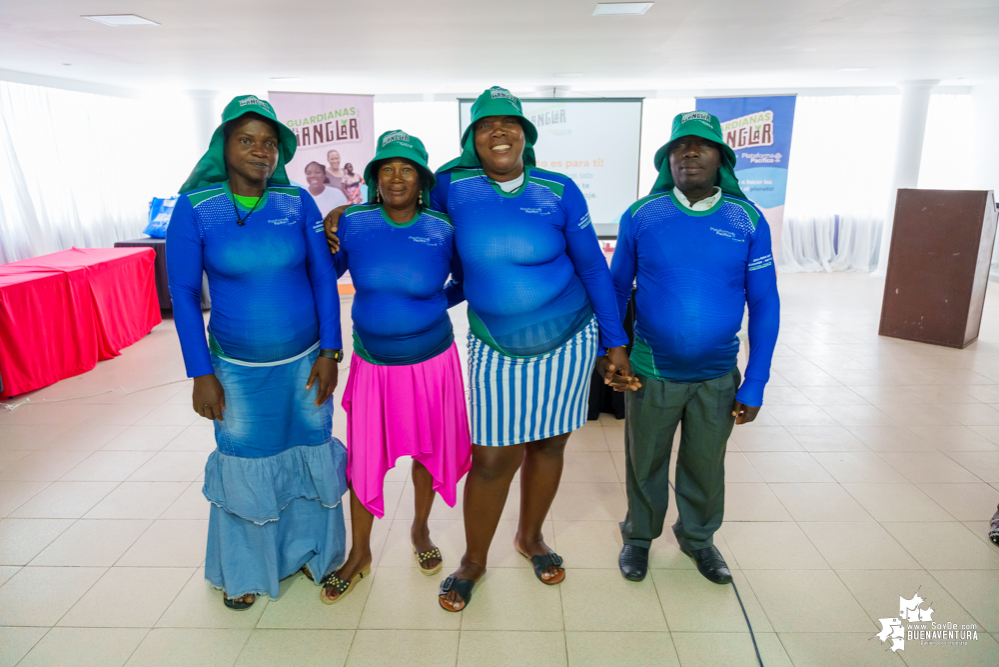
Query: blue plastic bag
144 197 177 238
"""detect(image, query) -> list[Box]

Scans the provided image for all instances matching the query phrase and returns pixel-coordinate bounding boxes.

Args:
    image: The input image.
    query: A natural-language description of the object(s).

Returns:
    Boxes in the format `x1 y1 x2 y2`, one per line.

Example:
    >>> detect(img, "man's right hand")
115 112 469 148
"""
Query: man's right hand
192 373 226 421
323 205 349 254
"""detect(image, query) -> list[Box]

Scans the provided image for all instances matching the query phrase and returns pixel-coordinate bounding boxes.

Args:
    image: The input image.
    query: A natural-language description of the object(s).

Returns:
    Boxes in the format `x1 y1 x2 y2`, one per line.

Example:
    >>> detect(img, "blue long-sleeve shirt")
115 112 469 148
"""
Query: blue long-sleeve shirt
166 183 342 377
332 204 463 365
431 166 628 357
610 190 780 406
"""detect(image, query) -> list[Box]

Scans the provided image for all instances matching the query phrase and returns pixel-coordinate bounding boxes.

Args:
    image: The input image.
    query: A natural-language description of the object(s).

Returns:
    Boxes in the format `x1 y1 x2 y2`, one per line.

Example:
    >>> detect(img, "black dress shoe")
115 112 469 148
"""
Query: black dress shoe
681 544 732 584
618 545 649 581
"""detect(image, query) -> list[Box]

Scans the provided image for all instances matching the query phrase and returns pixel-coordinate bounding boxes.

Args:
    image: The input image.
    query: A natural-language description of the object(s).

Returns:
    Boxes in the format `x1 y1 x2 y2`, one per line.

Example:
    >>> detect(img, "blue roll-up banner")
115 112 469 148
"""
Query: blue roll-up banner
695 95 796 264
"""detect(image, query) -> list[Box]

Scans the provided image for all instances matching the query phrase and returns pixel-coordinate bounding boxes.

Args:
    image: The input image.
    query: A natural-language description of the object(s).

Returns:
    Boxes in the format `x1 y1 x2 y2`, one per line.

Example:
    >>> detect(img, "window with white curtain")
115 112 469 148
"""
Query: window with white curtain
918 94 974 190
780 94 901 273
0 81 199 264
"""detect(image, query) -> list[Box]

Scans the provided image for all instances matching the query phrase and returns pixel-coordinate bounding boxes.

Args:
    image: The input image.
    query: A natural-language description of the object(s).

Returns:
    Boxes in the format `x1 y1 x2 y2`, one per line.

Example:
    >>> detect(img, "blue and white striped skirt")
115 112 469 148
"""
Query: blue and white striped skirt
468 317 599 447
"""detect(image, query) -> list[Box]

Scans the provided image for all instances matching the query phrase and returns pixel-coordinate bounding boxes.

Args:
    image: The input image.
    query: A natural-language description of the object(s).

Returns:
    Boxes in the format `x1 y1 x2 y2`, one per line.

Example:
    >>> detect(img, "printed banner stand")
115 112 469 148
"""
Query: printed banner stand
695 96 796 266
269 92 375 293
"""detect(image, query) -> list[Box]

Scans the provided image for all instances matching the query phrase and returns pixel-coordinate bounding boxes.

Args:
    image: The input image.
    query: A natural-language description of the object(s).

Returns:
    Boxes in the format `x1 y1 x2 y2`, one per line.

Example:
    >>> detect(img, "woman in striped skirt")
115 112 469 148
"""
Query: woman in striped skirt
429 87 637 611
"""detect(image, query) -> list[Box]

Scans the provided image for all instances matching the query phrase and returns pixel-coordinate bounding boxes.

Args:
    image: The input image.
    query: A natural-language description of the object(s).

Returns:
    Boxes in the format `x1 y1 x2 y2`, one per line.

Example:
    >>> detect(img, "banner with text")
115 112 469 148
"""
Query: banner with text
460 98 643 236
269 91 374 290
695 95 796 264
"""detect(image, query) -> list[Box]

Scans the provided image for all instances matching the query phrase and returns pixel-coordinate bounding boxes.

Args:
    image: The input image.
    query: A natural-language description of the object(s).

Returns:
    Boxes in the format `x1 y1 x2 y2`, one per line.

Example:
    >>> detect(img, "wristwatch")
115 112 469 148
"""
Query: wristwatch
319 349 344 362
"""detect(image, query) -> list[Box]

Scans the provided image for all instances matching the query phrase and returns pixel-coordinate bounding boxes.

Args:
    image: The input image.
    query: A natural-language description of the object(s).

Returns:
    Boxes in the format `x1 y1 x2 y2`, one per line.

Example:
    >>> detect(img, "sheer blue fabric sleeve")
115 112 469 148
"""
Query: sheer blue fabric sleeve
165 195 213 378
560 179 629 354
738 215 780 407
609 208 637 326
301 189 343 350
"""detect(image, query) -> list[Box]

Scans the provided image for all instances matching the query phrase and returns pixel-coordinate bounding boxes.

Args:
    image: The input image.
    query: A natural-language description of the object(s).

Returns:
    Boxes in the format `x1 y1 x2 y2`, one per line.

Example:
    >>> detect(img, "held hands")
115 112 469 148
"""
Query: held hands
732 401 761 425
323 205 349 254
192 373 226 421
306 355 339 406
596 346 642 392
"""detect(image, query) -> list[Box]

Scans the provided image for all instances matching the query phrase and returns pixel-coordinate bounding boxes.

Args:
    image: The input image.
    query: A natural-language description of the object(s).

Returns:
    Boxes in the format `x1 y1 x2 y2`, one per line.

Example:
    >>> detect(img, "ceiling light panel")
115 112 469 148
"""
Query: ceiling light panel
83 15 159 26
593 3 653 16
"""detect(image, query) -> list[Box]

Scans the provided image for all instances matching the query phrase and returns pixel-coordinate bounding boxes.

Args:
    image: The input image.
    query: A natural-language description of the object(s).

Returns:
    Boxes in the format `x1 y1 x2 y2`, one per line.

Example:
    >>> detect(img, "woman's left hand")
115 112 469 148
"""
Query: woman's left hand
306 356 339 406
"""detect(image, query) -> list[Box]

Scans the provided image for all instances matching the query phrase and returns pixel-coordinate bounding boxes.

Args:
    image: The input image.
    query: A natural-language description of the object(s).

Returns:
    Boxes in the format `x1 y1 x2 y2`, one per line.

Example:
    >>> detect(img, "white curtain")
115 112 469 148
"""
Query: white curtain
0 81 198 264
780 94 901 272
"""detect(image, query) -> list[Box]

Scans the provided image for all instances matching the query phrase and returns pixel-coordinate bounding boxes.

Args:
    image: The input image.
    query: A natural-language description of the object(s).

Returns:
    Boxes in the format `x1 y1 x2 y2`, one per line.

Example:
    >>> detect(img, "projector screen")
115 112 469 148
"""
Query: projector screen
459 98 643 237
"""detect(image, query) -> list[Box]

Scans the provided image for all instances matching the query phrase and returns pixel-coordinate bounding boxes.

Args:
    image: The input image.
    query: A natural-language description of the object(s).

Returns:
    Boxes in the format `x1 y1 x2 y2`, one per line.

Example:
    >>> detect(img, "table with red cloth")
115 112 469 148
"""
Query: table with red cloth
0 247 162 398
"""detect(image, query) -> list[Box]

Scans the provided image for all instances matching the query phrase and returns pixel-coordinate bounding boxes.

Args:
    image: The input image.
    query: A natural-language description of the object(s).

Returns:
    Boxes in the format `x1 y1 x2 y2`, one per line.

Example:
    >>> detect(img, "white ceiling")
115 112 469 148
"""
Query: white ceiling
1 0 997 96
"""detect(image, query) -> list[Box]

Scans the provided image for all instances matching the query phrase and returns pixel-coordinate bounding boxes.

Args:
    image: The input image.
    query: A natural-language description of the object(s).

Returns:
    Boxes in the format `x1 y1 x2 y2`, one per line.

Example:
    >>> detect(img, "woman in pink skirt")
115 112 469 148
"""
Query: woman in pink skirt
320 130 471 602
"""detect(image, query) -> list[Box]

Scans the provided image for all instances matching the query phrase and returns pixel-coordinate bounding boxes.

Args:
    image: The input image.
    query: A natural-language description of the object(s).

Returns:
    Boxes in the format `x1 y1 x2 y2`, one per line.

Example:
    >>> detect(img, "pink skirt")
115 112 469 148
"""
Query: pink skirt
341 342 471 518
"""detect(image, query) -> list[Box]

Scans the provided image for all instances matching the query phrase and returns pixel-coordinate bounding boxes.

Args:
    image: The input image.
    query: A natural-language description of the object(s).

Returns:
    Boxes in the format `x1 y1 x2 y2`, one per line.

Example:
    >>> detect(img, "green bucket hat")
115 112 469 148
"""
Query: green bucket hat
650 111 747 199
439 86 538 172
179 95 298 194
364 130 436 203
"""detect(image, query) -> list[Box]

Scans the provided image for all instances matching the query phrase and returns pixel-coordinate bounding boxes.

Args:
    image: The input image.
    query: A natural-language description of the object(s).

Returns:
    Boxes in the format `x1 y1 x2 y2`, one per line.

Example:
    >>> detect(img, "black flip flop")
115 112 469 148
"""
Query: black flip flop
439 575 475 612
519 550 565 585
223 592 254 610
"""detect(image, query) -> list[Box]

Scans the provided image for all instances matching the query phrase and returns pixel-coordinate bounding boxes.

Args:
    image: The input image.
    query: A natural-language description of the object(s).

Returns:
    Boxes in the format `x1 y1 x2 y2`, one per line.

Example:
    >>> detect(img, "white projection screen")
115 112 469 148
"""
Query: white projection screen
459 98 643 237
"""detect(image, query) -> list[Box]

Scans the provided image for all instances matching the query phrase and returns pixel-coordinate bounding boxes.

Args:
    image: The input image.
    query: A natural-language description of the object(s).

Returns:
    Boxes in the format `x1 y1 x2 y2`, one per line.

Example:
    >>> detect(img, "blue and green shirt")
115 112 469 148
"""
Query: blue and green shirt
333 204 463 365
430 165 628 357
166 183 342 378
610 190 780 406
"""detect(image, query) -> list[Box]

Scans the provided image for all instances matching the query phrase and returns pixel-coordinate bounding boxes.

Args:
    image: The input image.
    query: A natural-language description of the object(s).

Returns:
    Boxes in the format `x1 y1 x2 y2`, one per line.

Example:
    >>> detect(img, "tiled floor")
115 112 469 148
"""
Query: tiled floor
2 271 999 666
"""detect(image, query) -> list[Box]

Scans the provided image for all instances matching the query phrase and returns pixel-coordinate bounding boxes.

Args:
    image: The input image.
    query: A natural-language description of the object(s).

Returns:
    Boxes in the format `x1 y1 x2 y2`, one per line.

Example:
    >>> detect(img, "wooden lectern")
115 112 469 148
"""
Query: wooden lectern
880 189 998 348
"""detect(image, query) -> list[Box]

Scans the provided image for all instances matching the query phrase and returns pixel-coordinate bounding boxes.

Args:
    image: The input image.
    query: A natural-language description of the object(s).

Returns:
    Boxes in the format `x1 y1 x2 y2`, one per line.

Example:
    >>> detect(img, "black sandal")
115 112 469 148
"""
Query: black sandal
518 550 565 585
222 592 255 610
439 575 475 612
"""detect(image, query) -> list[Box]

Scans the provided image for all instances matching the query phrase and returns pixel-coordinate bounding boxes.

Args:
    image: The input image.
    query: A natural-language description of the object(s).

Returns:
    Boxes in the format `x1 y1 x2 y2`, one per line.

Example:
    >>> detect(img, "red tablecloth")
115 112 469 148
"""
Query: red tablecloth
0 247 162 398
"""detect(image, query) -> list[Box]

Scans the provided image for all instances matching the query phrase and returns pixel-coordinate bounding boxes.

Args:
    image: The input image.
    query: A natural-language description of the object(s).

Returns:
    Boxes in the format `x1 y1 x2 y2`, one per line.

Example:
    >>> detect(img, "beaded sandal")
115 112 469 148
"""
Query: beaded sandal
320 565 371 604
414 547 443 576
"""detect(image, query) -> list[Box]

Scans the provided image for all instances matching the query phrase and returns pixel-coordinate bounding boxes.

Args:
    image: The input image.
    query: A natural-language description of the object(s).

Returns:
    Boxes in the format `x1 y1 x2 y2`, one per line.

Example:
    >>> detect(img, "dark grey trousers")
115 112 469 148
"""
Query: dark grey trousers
620 368 739 551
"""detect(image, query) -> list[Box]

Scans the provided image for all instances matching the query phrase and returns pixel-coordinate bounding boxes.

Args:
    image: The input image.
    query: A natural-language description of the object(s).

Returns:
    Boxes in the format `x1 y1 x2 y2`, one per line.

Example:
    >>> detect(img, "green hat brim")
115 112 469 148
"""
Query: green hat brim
460 97 538 148
363 145 436 193
653 125 737 172
179 95 298 194
441 90 539 173
650 113 747 200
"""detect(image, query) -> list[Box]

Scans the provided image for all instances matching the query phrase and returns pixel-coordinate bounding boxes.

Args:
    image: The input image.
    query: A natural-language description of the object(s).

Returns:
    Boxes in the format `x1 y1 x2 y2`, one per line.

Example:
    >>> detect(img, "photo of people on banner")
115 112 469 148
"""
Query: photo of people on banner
269 91 375 217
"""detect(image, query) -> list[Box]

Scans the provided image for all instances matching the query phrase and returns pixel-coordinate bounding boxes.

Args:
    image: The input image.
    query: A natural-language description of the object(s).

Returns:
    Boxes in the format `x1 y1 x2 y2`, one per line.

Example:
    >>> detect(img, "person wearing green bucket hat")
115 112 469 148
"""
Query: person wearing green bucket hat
606 110 780 585
316 130 471 604
167 94 348 610
427 86 637 612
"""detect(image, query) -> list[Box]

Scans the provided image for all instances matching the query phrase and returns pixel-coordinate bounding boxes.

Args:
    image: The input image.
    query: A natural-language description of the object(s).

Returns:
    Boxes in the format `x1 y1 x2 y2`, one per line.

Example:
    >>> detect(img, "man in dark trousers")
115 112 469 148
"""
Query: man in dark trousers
603 111 780 584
